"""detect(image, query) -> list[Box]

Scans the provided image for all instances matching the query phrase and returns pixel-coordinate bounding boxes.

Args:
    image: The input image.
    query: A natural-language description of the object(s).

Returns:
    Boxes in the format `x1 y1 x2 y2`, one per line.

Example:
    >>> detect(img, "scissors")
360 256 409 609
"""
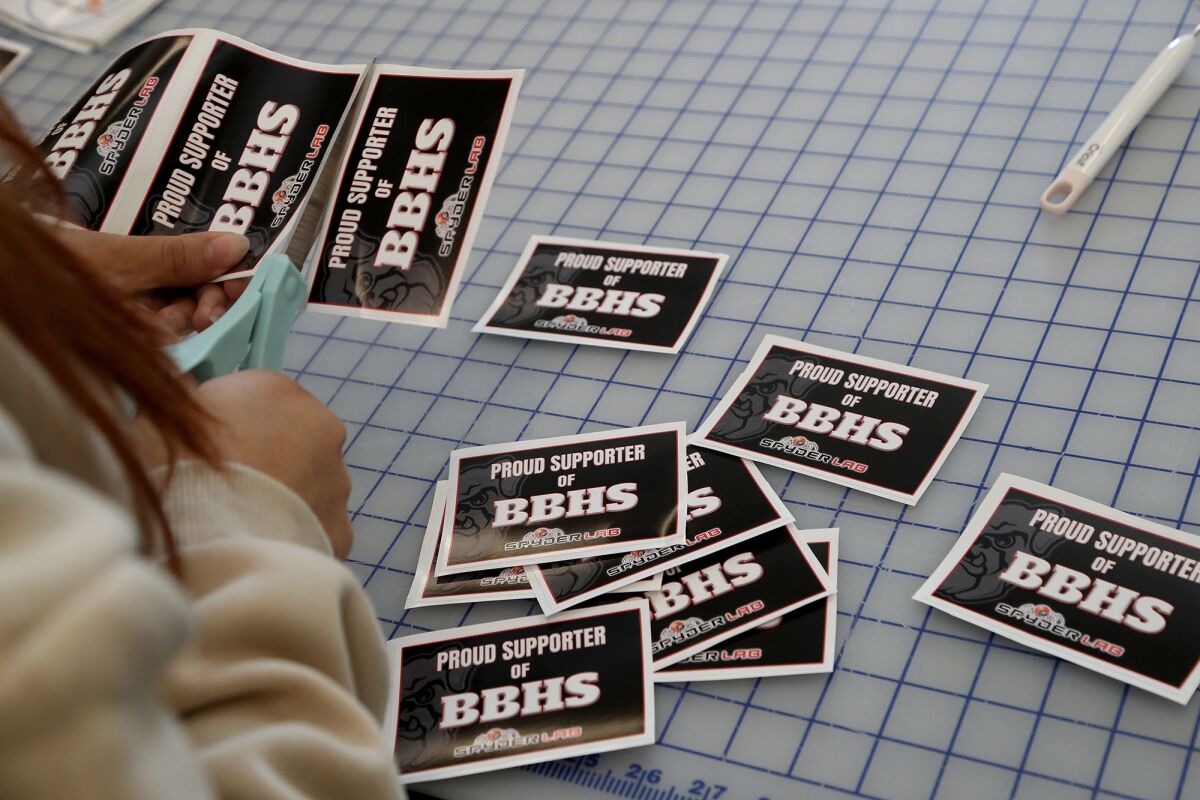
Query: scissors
168 253 306 382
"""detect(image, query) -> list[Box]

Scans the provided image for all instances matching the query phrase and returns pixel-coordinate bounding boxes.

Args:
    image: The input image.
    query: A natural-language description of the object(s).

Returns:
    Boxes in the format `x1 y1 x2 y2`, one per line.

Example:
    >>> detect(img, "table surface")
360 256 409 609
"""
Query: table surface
10 0 1200 798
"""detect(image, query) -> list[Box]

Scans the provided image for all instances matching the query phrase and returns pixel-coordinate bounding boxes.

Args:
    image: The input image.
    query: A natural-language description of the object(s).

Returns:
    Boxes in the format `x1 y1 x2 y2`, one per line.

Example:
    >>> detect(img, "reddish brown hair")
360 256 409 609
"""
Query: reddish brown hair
0 99 214 570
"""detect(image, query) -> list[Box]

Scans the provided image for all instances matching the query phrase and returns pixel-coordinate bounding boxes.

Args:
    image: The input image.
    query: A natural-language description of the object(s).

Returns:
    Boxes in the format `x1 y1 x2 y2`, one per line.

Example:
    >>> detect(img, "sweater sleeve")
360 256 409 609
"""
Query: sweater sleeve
158 461 404 800
0 420 216 800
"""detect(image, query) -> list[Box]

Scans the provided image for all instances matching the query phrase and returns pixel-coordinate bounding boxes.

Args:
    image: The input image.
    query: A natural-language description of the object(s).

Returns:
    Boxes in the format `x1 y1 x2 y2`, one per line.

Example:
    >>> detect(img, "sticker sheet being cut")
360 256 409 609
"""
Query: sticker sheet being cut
307 65 522 327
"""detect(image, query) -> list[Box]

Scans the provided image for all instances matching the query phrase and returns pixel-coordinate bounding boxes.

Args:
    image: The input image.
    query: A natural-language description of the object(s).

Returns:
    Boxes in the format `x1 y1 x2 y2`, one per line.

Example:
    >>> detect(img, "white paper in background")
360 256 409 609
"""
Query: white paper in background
0 35 28 81
0 0 163 52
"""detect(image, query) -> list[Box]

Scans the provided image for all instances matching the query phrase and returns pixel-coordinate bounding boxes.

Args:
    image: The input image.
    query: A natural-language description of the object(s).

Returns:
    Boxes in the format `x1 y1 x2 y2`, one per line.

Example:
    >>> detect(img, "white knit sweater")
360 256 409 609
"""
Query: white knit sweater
0 324 404 800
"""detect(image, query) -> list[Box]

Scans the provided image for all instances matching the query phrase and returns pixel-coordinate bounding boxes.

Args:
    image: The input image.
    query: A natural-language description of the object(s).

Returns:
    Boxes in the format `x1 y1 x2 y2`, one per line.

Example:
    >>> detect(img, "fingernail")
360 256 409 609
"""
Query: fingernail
210 306 226 323
207 233 250 267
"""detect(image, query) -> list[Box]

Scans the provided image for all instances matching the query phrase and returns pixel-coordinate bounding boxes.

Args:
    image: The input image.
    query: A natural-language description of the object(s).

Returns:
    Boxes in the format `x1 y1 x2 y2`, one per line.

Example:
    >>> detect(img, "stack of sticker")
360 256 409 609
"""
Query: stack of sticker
391 420 838 781
388 330 1002 782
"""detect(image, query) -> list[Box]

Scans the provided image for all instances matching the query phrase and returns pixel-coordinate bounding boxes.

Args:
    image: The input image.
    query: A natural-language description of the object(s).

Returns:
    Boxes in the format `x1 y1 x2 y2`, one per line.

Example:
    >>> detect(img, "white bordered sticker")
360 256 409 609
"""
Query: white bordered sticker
693 334 986 504
915 474 1200 705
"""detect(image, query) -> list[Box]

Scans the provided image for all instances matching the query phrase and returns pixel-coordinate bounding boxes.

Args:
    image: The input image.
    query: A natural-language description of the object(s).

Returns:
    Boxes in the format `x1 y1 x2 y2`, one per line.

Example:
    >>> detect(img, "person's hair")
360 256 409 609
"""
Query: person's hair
0 99 214 571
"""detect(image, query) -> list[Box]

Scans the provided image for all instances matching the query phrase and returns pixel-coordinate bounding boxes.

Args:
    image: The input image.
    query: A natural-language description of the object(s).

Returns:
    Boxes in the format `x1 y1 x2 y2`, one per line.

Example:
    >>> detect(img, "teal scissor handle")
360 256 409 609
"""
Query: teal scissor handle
169 254 306 382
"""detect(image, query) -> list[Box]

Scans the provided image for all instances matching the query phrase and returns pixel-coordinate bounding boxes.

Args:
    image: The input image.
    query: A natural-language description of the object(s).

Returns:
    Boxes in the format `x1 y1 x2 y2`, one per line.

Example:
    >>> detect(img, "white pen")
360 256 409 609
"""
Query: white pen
1040 24 1199 214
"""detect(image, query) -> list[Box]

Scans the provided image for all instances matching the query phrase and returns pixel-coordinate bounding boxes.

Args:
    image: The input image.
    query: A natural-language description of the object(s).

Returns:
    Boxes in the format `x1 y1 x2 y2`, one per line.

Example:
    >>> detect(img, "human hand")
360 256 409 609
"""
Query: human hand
192 370 353 558
54 227 252 337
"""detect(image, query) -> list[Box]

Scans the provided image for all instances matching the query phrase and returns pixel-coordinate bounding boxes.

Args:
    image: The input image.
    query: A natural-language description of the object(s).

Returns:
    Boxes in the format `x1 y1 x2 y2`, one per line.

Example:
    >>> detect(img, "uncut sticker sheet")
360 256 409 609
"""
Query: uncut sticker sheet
694 334 986 504
37 29 366 279
386 599 655 782
527 446 792 614
915 474 1200 705
437 422 688 575
657 530 838 682
646 525 833 668
473 235 726 353
307 64 521 327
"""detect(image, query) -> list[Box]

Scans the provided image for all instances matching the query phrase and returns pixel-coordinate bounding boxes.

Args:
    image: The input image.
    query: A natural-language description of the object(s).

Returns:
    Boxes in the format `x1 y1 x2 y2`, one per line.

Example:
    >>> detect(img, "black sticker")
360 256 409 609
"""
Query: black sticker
307 66 521 327
474 236 727 353
528 447 792 614
38 35 191 229
915 474 1200 705
646 524 833 669
694 334 986 504
129 38 361 275
657 532 838 682
388 599 654 782
437 422 687 574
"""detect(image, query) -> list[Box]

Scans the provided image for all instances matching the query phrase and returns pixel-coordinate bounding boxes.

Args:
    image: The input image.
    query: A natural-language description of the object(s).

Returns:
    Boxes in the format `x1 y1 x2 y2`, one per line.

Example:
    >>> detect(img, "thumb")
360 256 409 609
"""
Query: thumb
56 227 250 291
120 231 251 289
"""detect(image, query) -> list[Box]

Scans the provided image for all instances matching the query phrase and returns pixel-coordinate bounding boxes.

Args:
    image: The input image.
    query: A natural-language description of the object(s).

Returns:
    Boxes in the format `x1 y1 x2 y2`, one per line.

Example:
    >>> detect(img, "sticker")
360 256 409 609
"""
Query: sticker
693 334 986 504
656 530 839 682
307 64 522 327
527 446 793 614
646 525 833 669
386 598 655 782
407 482 662 608
437 422 688 575
914 474 1200 705
473 235 727 353
0 36 29 82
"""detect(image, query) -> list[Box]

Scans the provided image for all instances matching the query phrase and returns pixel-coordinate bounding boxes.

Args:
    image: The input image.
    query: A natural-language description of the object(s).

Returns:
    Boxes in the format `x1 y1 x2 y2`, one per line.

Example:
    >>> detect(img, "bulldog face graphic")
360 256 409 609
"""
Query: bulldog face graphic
354 252 446 314
711 353 827 443
493 258 561 326
396 644 473 753
938 497 1067 605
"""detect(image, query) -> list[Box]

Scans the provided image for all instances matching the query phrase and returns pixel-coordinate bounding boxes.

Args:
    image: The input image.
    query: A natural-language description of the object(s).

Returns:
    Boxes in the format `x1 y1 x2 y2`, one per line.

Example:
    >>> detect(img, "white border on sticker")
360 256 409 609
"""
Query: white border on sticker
527 455 794 614
0 36 30 82
388 598 656 783
652 526 836 669
692 334 987 505
406 481 537 608
305 64 524 327
436 421 689 575
472 235 728 353
914 473 1200 706
655 529 839 683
